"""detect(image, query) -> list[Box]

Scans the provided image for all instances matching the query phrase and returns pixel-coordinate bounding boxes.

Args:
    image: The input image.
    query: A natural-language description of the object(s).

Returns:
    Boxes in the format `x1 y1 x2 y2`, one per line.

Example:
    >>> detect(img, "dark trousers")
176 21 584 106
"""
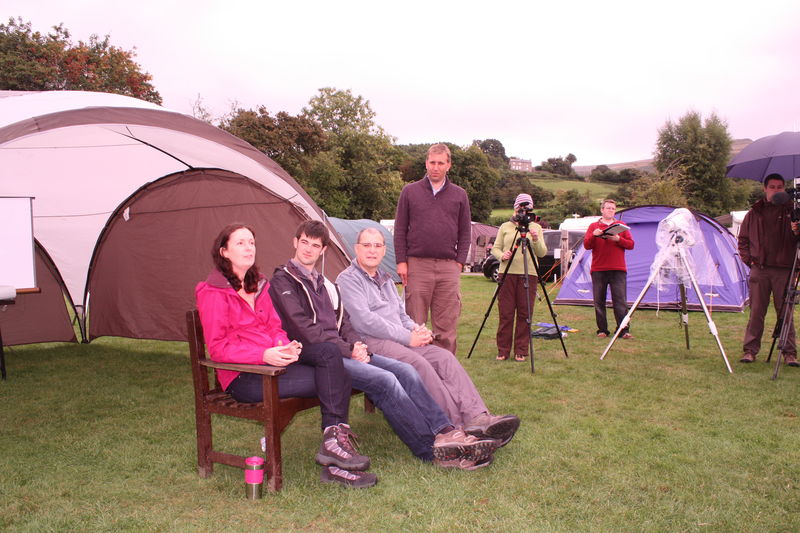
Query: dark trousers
226 342 351 430
591 270 628 335
496 273 538 357
743 265 796 357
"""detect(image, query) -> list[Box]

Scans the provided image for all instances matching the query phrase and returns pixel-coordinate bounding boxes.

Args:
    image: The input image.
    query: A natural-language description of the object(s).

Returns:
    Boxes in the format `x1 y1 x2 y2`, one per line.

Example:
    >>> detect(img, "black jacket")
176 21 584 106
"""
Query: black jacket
268 261 362 358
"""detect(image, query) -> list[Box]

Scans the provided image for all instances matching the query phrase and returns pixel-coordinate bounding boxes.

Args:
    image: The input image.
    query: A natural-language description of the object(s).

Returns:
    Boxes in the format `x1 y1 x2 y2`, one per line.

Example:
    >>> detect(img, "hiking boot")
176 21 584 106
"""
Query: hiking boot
320 466 377 488
783 353 800 367
739 353 755 363
315 423 370 471
433 429 499 462
464 413 521 448
434 454 494 471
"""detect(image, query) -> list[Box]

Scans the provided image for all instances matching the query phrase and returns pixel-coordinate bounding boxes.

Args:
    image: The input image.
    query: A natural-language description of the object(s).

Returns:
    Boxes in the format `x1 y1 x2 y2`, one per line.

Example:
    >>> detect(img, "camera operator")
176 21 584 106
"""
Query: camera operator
490 193 547 362
738 173 800 366
584 199 635 339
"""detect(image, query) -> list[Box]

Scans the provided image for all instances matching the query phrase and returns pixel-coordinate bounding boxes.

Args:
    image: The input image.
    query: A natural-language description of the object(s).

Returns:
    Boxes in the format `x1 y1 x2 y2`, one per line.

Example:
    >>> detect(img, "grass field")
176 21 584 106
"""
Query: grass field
531 178 618 199
2 276 799 531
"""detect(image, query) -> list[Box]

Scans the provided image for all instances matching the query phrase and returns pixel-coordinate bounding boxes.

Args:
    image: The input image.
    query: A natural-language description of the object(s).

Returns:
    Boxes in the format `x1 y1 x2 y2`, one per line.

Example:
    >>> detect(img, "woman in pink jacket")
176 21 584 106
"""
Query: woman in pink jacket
195 224 376 488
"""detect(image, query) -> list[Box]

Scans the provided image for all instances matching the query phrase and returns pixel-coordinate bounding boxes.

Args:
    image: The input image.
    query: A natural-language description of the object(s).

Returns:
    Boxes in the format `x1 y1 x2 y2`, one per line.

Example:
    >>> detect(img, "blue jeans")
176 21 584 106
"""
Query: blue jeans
343 354 451 461
226 342 351 430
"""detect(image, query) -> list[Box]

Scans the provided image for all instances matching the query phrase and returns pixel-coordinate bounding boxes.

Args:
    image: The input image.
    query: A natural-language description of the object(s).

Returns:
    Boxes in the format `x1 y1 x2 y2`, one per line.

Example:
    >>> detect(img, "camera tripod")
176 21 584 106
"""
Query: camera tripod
765 241 800 380
467 224 569 373
600 231 733 373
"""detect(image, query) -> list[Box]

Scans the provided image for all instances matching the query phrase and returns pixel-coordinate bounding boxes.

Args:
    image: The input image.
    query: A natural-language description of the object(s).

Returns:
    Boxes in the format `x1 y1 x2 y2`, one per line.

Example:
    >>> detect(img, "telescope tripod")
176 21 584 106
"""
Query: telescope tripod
600 233 733 373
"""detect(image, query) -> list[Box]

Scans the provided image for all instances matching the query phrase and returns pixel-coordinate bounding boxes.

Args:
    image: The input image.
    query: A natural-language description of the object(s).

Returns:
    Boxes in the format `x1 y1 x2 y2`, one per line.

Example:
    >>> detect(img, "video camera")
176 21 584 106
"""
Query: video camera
512 202 539 230
771 186 800 222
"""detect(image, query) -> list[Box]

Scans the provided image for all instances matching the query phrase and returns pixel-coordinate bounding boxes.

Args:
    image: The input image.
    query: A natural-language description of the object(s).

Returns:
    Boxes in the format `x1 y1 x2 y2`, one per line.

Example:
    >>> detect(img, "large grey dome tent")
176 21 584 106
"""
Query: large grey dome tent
0 90 348 344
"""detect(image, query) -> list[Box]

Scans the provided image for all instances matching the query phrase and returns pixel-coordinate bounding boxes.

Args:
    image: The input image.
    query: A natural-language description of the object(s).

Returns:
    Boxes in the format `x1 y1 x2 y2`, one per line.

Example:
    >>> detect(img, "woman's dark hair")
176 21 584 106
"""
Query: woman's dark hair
212 224 260 293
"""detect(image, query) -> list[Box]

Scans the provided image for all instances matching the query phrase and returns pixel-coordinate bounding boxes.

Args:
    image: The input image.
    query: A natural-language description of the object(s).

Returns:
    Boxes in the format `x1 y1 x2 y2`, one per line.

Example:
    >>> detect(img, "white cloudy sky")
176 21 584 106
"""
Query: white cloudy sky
4 0 800 165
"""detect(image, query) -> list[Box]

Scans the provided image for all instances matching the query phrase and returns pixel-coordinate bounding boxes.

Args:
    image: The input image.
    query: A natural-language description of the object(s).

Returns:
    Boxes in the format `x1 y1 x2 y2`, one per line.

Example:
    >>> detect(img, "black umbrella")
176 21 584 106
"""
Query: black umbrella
726 131 800 182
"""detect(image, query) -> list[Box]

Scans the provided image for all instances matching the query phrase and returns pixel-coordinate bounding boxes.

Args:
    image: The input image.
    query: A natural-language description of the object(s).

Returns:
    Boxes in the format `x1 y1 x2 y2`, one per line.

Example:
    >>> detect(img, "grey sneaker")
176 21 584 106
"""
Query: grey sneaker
315 423 370 471
433 429 499 462
320 466 377 488
434 454 494 471
464 413 520 447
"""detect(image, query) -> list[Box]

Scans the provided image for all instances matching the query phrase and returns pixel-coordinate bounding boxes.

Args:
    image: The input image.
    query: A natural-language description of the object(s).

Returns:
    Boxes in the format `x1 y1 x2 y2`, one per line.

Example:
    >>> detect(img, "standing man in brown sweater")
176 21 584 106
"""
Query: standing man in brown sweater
394 143 472 355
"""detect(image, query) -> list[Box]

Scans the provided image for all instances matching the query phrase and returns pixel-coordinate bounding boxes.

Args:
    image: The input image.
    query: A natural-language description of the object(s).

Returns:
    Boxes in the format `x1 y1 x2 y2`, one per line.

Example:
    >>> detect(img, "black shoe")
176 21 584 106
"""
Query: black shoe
320 466 377 488
315 423 370 471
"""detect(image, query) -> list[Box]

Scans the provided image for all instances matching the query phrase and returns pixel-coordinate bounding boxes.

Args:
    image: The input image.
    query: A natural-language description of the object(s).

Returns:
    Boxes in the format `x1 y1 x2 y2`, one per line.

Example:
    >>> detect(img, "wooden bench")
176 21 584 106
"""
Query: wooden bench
186 309 372 492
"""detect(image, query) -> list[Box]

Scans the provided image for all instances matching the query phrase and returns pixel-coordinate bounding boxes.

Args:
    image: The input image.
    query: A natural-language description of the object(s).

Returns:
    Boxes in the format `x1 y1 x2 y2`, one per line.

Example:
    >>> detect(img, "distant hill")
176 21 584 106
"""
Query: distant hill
573 138 753 177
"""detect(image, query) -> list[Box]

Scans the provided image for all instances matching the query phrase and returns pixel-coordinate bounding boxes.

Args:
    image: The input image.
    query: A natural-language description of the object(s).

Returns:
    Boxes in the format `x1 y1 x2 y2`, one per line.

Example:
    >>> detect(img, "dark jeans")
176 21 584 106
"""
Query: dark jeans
226 342 351 430
591 270 629 335
342 354 451 462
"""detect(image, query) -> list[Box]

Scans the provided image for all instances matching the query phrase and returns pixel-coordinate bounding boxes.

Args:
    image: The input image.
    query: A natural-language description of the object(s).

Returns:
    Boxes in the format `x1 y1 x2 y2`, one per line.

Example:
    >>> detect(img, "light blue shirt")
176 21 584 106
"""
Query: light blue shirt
336 259 415 345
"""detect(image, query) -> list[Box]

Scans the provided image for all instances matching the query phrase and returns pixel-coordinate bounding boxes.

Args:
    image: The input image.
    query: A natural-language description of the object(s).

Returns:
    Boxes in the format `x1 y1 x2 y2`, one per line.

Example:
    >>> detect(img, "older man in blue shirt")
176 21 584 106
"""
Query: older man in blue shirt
337 227 520 446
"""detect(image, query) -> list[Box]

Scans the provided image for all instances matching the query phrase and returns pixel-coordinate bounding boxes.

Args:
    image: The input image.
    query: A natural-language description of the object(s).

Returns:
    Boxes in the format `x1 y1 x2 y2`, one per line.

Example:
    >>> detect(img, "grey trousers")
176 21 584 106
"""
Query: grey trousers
364 335 487 427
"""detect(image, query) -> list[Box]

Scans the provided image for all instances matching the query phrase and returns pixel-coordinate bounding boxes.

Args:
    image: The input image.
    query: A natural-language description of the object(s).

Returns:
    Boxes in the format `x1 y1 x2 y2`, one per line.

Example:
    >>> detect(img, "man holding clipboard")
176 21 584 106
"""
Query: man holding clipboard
584 199 635 339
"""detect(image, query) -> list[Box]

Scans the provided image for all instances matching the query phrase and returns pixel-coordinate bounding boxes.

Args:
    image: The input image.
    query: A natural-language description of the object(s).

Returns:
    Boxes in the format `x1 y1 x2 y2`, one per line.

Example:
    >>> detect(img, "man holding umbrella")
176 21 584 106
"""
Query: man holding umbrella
737 174 800 366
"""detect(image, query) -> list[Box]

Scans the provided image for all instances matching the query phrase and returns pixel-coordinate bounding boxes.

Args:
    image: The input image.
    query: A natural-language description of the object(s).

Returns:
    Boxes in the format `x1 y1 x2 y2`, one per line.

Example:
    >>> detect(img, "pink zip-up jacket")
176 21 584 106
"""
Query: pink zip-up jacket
195 269 291 391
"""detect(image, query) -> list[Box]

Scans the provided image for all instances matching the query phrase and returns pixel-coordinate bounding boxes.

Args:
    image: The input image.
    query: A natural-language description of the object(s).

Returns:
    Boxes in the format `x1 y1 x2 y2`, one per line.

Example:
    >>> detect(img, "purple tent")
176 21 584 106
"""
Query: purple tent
554 205 749 312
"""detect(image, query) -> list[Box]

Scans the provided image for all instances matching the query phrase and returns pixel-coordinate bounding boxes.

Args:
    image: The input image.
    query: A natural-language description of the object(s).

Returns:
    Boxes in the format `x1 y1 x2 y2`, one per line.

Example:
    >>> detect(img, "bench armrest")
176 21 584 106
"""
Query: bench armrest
199 359 287 377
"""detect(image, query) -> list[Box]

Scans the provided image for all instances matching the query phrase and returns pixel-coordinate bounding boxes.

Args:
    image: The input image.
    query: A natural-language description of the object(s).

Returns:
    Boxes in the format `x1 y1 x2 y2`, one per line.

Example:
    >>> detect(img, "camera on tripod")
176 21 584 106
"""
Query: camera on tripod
512 201 538 230
786 187 800 222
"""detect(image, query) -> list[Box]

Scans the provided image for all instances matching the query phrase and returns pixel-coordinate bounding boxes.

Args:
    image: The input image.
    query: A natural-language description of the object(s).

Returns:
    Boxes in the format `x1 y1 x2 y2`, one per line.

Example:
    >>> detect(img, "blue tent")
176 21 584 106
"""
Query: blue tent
328 218 399 282
554 205 749 312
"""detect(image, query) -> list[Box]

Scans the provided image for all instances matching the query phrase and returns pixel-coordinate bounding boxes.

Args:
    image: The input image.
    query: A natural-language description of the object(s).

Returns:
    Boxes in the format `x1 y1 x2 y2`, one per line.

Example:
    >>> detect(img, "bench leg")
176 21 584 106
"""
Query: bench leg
262 376 283 492
195 401 214 478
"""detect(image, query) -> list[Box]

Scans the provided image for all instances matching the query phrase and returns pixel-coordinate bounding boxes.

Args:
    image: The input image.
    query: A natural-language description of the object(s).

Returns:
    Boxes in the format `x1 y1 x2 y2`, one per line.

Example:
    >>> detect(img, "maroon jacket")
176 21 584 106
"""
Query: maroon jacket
394 176 472 265
738 199 800 268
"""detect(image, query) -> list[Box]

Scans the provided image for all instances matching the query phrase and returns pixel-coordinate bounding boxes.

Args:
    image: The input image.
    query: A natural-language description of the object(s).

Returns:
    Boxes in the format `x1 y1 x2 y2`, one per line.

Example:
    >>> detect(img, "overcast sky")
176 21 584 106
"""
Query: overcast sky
4 0 800 165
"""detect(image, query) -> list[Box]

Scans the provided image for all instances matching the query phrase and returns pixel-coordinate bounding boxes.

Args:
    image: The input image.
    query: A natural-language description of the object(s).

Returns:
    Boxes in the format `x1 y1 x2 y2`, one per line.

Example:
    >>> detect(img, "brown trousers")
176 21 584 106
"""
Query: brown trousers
496 273 538 357
744 265 796 357
404 257 462 355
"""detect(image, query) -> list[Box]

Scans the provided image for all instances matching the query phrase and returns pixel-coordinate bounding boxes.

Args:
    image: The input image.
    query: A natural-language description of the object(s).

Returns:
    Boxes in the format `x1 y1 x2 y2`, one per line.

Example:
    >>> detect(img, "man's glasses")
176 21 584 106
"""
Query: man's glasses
357 243 385 249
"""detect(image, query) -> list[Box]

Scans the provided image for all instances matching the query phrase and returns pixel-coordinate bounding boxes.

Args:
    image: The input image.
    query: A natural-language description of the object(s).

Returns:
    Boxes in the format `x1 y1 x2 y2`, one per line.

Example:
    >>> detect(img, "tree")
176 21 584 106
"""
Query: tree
615 168 689 208
319 129 406 219
589 165 618 183
654 111 732 216
221 106 326 178
302 87 379 135
448 145 500 223
493 171 554 208
396 143 430 182
536 153 579 178
0 17 161 103
473 138 509 169
548 189 595 220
